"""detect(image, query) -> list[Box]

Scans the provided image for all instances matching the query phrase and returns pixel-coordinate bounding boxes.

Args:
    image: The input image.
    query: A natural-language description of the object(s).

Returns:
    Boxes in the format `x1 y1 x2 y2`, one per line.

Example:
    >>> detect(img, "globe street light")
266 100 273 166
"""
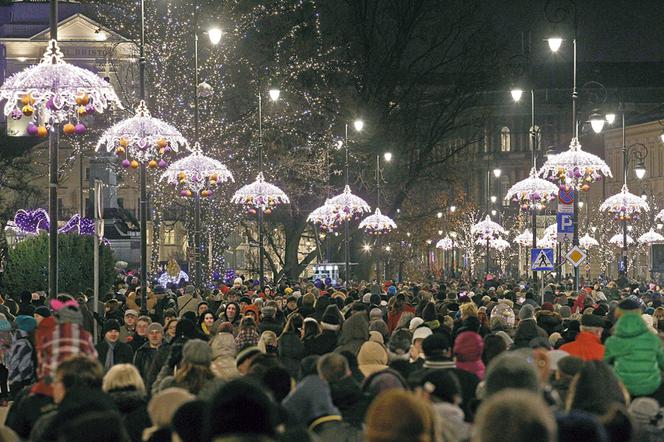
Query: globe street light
207 27 222 45
383 152 392 162
589 111 606 134
269 88 281 102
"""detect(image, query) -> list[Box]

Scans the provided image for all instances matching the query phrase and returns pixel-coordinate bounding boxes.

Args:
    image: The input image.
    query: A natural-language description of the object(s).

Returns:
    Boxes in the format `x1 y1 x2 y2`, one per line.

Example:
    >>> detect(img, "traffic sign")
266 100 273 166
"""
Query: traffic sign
558 188 575 205
557 212 574 242
566 246 587 267
584 263 591 272
531 248 555 271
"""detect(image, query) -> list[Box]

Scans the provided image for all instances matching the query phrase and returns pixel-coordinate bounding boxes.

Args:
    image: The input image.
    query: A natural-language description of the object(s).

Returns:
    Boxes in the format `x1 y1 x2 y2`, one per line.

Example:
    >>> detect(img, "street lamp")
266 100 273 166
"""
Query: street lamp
635 160 647 180
493 168 502 178
269 88 281 102
547 37 563 52
605 113 616 125
353 119 364 132
450 205 456 213
437 212 443 219
589 111 606 134
383 152 392 162
207 27 222 45
510 88 523 102
490 195 497 204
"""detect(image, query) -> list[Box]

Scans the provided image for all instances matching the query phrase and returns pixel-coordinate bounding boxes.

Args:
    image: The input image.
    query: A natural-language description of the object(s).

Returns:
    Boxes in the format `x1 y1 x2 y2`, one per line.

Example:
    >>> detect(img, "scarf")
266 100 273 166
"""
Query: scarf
105 340 116 371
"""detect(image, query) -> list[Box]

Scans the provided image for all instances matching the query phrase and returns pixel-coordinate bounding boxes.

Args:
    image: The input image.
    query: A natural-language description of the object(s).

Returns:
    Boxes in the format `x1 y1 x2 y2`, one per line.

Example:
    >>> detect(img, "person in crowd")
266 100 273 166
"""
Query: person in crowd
177 285 201 317
102 364 151 442
279 313 305 378
7 314 37 399
235 316 260 351
210 322 240 380
96 319 134 371
454 330 485 380
157 339 222 399
257 330 278 355
387 293 416 333
164 318 178 344
357 340 389 378
197 311 216 337
417 369 470 441
119 309 138 343
560 314 606 361
513 304 548 348
218 301 241 335
335 313 369 356
551 355 584 404
143 388 194 441
133 322 165 383
302 317 322 356
364 389 439 442
258 302 282 335
128 315 151 352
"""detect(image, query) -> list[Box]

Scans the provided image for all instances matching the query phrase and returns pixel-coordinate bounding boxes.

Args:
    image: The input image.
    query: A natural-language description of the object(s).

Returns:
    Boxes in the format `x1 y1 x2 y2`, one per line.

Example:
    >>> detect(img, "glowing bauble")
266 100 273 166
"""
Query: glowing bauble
77 106 86 116
75 93 89 106
74 123 86 135
63 123 76 135
22 105 33 116
119 138 129 147
37 126 48 137
157 138 168 148
26 123 38 136
115 146 125 155
121 159 131 168
21 94 34 105
158 159 167 169
148 160 158 169
130 160 139 169
201 190 210 197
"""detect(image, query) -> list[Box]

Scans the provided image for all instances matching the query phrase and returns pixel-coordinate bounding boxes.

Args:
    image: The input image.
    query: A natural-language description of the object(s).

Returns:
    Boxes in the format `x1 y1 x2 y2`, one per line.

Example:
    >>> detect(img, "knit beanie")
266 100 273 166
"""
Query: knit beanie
518 304 535 320
209 379 276 437
15 315 37 333
35 305 51 318
147 388 195 429
102 319 121 336
365 390 435 442
182 339 212 365
369 308 383 321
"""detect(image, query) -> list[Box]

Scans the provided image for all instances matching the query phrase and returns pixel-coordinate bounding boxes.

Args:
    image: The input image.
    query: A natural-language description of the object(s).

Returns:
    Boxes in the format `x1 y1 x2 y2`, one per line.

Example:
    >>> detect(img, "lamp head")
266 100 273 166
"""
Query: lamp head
450 231 457 239
353 119 364 132
449 205 456 213
383 152 392 162
490 195 497 203
510 88 523 102
493 168 501 178
635 160 646 179
491 209 497 216
605 113 616 125
589 112 606 134
548 37 563 52
207 27 222 45
268 88 281 101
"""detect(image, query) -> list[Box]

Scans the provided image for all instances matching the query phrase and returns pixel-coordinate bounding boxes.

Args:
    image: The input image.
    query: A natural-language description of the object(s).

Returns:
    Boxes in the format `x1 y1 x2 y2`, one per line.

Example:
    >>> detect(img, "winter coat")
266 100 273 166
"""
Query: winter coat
210 332 240 380
278 331 305 379
108 388 151 442
310 417 363 442
357 341 388 378
328 376 372 429
258 317 282 336
96 339 134 368
310 330 339 356
334 314 369 356
560 332 605 361
513 319 548 348
387 304 416 333
454 331 485 380
7 329 35 384
536 311 564 335
133 342 164 382
605 312 664 396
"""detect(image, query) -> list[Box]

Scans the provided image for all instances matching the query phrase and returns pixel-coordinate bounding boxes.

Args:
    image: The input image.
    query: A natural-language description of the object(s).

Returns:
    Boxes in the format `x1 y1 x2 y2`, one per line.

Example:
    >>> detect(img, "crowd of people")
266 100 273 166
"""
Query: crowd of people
0 272 662 441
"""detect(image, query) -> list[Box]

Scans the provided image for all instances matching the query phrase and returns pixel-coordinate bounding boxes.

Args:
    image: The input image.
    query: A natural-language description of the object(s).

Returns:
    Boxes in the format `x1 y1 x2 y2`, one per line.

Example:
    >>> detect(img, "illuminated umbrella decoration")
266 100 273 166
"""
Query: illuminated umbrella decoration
579 233 599 249
307 201 342 232
359 208 397 236
609 234 634 246
471 215 507 239
505 168 559 210
514 229 533 247
231 172 290 214
537 235 557 249
160 142 233 198
599 184 649 221
638 228 664 244
540 138 612 192
656 209 664 223
436 236 454 250
96 100 186 169
543 223 557 239
0 40 122 136
326 185 371 221
475 237 510 251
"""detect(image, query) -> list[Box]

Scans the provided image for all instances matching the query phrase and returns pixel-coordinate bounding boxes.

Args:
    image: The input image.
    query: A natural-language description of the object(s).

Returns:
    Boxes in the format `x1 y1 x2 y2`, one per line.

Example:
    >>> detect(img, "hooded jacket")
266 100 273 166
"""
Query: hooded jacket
210 332 240 380
536 310 563 335
454 331 485 380
357 341 388 377
334 314 369 356
605 312 664 396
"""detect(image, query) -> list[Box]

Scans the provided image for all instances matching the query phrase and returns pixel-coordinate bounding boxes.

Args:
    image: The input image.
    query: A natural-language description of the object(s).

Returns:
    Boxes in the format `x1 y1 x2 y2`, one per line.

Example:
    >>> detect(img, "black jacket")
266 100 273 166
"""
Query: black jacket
310 330 338 356
329 376 373 429
133 342 165 382
258 317 283 335
96 340 134 368
108 388 151 442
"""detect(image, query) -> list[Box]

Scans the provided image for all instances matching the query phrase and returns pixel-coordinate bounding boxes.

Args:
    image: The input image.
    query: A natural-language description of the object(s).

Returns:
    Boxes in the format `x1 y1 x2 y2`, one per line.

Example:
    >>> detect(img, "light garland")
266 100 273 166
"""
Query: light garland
471 215 507 239
474 237 510 251
326 185 371 221
231 172 290 213
513 229 533 246
96 100 187 168
160 142 234 197
436 236 454 250
505 167 559 210
537 236 557 248
539 137 612 191
11 209 94 237
359 208 397 236
638 228 664 244
599 184 649 221
0 40 122 137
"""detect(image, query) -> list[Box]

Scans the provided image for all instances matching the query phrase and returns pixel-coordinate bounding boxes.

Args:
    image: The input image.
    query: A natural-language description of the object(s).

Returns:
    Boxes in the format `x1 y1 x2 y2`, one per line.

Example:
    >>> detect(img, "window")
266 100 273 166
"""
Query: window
500 126 511 152
163 228 176 245
529 125 541 151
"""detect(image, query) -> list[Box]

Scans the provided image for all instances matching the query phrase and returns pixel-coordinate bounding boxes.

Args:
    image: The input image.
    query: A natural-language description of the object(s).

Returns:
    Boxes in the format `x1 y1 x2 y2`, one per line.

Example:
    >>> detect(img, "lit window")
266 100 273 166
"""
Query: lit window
500 126 511 152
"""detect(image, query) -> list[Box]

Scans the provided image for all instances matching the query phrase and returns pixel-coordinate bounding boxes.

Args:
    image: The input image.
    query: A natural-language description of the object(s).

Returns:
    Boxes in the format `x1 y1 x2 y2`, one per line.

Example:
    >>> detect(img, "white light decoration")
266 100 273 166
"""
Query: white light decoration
539 138 612 192
326 185 371 221
96 100 186 168
0 40 122 135
599 184 649 221
514 229 533 246
359 207 397 236
638 228 664 244
505 167 559 210
471 215 507 239
537 236 557 248
609 234 634 246
475 237 510 251
589 112 606 133
308 201 343 232
160 142 234 198
436 236 454 250
231 172 290 214
579 233 599 249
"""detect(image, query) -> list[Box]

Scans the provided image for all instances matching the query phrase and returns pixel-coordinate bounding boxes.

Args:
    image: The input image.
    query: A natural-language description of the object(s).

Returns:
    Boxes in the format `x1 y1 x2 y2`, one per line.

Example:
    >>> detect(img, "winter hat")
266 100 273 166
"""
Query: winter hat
282 375 340 425
233 277 243 288
357 341 389 377
484 350 539 398
209 378 276 437
362 293 372 304
15 315 37 333
182 339 212 365
235 346 261 368
261 305 276 318
370 308 383 321
547 349 570 371
412 326 433 343
629 397 662 427
518 304 535 320
147 388 195 430
454 331 485 379
365 390 435 442
549 332 563 347
495 330 513 347
388 329 412 357
172 400 207 442
387 286 397 296
124 309 138 318
409 317 424 332
147 322 163 334
369 330 385 344
34 305 51 318
557 410 609 442
558 305 571 319
102 319 121 336
618 297 640 311
541 302 554 312
581 314 605 328
420 369 462 403
557 355 584 377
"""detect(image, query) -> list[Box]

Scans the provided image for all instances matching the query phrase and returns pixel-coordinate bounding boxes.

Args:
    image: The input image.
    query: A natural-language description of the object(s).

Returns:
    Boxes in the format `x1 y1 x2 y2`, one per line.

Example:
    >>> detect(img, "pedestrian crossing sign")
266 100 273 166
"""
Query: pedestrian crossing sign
531 248 554 271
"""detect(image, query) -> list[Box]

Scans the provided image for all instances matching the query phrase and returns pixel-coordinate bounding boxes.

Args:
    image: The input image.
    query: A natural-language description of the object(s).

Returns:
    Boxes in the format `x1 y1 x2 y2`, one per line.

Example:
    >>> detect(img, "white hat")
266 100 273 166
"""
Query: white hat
409 317 424 332
233 277 243 287
412 326 433 343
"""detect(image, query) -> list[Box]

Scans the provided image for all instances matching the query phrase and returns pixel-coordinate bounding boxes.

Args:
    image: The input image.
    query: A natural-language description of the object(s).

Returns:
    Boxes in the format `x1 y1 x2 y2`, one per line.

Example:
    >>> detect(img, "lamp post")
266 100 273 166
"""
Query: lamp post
343 119 364 285
485 167 501 275
191 22 221 288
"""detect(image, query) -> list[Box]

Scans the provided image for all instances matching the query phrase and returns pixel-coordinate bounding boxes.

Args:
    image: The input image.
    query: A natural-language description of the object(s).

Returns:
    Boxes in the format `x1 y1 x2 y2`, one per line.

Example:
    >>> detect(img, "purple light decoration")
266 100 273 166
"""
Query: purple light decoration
13 209 97 238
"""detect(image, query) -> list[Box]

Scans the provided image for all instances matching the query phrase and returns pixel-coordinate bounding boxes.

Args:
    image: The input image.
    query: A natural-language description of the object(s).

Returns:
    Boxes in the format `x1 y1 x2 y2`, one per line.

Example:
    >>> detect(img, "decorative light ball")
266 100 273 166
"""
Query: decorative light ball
158 159 167 168
84 104 95 115
115 146 125 155
37 126 48 137
581 184 590 192
159 148 165 155
75 93 90 106
248 208 257 215
22 105 34 116
178 178 186 184
130 160 139 169
185 189 192 197
157 138 168 148
264 208 272 215
148 160 158 169
63 123 76 135
21 94 34 105
201 190 211 198
77 106 87 116
177 171 186 180
162 145 171 154
74 123 86 135
121 159 131 168
119 138 129 147
179 189 189 197
10 108 22 120
26 122 38 136
210 174 218 181
209 179 217 186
